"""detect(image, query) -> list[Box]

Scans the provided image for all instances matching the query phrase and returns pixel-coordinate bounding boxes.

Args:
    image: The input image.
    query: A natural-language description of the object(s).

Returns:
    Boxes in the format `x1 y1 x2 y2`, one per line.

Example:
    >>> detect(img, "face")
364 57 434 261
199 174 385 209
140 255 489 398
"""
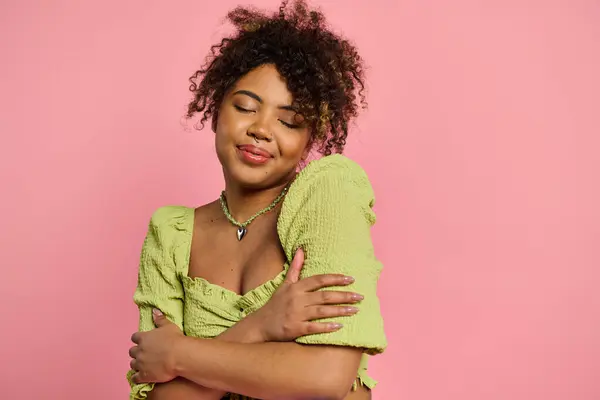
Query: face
214 64 311 190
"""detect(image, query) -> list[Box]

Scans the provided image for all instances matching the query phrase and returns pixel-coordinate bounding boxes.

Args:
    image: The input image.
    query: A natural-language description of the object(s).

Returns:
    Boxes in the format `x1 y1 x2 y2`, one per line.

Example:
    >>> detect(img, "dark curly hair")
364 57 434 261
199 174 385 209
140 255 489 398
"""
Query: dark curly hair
186 0 366 155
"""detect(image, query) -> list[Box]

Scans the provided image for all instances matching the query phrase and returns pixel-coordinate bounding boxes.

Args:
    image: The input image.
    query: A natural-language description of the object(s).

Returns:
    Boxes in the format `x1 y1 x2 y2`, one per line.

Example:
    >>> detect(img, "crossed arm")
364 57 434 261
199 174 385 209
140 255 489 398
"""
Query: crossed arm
131 251 365 400
144 324 362 400
165 338 362 400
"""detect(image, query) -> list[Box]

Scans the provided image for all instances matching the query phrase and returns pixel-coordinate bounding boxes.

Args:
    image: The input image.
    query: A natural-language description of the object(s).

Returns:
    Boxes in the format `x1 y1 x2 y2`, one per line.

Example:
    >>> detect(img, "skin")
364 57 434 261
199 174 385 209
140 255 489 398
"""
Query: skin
129 64 372 400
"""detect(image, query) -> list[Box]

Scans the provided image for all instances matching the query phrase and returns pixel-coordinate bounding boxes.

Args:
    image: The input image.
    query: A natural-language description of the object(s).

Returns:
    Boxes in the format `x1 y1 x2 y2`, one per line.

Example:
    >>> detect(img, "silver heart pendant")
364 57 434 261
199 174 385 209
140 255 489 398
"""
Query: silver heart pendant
236 227 247 241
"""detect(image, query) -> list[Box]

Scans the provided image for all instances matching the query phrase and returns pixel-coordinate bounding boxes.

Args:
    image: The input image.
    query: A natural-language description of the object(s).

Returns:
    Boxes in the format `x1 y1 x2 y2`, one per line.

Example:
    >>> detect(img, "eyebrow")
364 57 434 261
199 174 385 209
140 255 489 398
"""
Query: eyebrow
233 90 296 111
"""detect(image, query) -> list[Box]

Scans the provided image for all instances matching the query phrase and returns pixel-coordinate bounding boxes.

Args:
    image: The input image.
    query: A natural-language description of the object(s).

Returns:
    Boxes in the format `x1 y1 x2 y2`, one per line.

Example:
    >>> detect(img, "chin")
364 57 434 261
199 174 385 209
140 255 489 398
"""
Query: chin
218 146 297 189
220 156 268 188
223 158 294 191
231 167 275 189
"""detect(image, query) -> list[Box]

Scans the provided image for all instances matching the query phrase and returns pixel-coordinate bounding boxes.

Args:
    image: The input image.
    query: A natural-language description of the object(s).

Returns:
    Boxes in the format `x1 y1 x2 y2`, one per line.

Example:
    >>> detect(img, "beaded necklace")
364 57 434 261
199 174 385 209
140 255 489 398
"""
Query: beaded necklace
219 186 289 241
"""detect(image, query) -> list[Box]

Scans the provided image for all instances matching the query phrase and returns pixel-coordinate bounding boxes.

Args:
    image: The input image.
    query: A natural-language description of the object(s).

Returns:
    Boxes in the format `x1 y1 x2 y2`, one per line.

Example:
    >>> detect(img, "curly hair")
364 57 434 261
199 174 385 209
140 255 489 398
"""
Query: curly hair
186 0 366 155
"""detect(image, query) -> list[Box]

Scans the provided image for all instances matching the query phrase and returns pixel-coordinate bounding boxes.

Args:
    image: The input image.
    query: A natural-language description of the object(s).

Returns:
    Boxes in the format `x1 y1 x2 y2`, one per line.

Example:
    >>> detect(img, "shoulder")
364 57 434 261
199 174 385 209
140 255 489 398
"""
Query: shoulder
147 205 194 233
278 155 377 247
285 154 375 210
277 155 379 260
296 154 372 189
141 206 194 263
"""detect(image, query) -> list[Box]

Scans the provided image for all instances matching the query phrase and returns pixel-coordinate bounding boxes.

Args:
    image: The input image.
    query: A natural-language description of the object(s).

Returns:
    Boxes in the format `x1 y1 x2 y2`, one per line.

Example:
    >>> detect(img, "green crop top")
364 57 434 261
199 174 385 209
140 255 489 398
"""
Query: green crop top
127 154 387 399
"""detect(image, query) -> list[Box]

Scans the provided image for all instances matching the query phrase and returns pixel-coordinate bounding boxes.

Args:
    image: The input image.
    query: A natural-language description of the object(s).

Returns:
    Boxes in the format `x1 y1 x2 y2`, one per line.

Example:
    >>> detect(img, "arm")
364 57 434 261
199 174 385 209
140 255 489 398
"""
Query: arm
127 207 230 400
148 318 263 400
127 207 247 400
174 338 362 400
127 208 185 400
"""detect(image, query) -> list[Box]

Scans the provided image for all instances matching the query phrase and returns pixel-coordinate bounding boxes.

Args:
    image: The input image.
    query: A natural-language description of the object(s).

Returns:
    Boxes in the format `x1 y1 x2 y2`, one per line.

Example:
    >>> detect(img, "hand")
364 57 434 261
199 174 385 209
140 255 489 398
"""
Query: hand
129 309 185 384
250 248 364 342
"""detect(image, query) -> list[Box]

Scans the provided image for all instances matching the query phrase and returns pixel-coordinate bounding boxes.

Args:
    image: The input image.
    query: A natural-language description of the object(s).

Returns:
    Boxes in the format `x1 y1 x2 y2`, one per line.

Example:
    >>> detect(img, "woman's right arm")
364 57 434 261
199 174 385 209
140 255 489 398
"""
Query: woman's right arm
127 209 186 400
127 208 257 400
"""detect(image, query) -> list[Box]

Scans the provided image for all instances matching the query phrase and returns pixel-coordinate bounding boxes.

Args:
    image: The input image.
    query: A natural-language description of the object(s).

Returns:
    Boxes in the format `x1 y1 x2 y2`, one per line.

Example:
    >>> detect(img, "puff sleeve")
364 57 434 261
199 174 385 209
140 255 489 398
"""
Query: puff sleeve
278 155 387 355
126 207 186 399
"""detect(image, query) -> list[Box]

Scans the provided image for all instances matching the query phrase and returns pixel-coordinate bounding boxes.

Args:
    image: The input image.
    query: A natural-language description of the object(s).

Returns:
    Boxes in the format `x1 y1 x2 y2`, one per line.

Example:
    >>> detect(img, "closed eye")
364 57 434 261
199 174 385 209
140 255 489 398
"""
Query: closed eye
234 105 254 113
279 120 301 129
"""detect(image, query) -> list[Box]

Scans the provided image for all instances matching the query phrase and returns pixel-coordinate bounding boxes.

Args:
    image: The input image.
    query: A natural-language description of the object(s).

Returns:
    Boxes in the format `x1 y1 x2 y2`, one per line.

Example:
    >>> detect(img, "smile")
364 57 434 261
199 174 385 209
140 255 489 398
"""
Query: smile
236 144 273 165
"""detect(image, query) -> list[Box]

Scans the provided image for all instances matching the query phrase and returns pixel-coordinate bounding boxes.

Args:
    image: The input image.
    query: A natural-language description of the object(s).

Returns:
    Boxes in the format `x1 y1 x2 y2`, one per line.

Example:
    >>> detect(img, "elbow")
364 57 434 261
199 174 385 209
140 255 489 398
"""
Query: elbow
316 389 351 400
303 371 355 400
309 387 351 400
284 369 353 400
286 346 362 400
326 382 354 400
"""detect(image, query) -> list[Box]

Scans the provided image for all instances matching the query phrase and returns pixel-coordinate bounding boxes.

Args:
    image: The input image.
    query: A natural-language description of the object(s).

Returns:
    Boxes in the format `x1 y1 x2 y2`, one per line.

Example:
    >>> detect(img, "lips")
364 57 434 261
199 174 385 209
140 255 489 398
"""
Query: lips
237 144 274 158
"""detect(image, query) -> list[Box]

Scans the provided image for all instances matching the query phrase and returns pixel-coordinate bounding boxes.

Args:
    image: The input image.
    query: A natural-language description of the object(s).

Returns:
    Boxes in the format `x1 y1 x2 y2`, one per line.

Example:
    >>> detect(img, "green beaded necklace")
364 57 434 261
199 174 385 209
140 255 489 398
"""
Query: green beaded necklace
219 185 289 241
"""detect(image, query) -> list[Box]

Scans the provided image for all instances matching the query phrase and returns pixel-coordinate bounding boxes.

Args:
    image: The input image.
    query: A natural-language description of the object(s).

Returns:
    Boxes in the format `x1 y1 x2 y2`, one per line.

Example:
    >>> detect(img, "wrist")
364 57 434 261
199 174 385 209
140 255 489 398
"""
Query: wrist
215 314 265 344
221 313 267 343
172 334 194 376
240 313 268 343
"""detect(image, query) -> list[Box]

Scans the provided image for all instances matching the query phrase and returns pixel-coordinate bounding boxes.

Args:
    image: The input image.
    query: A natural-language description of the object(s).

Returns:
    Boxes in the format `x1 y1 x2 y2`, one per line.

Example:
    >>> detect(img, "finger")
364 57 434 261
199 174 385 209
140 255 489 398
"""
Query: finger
128 346 139 358
302 321 344 336
131 372 142 384
130 358 138 371
153 308 176 328
296 274 355 292
305 305 359 321
285 248 305 283
152 308 167 327
306 290 364 306
131 332 140 344
131 370 150 384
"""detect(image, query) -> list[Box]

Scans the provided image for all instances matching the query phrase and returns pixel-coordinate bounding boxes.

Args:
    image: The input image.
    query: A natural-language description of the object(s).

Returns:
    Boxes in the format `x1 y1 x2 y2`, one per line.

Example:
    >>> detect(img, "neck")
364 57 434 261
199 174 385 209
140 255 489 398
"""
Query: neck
222 179 292 223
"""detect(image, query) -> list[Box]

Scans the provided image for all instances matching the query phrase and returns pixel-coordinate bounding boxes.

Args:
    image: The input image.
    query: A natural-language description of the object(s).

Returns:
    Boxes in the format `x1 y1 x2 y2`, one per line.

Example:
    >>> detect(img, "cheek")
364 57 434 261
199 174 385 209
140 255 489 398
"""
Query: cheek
214 113 236 161
277 131 311 160
215 110 243 147
214 122 229 151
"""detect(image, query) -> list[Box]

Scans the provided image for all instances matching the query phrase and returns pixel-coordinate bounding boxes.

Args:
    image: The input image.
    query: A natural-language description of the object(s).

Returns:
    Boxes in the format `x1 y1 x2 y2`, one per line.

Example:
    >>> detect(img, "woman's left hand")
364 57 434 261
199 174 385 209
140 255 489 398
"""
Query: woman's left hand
129 309 184 384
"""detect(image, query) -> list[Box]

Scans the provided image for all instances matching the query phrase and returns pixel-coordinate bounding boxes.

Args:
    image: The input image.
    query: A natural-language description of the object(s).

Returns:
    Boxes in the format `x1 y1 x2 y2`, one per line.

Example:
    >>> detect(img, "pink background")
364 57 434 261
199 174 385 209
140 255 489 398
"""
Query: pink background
1 0 599 399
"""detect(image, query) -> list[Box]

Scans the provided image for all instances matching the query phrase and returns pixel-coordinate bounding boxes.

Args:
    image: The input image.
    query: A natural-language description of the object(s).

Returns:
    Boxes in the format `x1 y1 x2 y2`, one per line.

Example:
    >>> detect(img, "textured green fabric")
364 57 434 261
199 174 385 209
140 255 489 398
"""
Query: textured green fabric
127 155 387 400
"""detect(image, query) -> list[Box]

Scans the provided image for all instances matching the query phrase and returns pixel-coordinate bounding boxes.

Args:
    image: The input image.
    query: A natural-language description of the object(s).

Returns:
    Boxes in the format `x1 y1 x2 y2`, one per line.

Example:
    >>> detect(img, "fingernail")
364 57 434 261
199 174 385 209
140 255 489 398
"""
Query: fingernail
345 307 359 314
351 293 364 301
329 323 343 330
152 308 163 317
344 276 355 283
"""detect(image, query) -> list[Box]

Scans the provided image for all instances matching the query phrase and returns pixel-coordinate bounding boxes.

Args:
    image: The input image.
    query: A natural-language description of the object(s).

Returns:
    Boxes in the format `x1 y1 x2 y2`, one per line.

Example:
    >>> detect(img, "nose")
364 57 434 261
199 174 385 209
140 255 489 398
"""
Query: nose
247 121 272 142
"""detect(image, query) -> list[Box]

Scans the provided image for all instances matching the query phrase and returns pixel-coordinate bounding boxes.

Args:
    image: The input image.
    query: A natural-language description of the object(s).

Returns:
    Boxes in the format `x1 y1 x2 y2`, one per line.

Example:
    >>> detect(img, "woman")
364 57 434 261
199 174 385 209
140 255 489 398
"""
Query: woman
127 1 386 399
